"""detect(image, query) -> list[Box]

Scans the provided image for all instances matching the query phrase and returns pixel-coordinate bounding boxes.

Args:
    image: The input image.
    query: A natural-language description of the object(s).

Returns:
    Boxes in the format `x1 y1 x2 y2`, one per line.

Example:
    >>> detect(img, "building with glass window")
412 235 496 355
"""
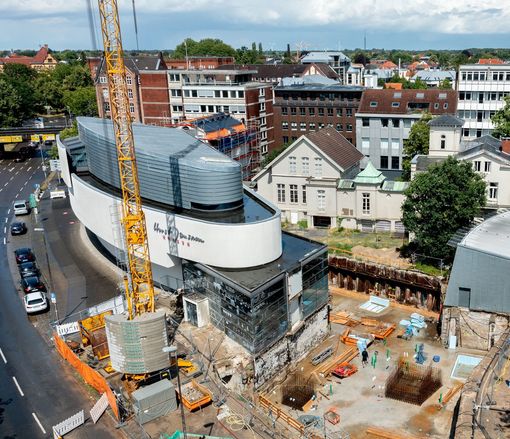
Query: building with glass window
57 117 329 385
253 127 408 232
457 63 510 139
355 89 458 170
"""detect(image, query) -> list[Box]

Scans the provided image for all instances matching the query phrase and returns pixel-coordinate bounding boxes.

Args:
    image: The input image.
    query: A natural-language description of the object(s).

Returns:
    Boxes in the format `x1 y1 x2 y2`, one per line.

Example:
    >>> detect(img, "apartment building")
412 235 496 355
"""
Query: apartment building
301 51 350 83
88 54 168 124
167 68 274 154
165 56 234 70
355 89 458 170
457 64 510 139
273 82 364 149
0 44 57 72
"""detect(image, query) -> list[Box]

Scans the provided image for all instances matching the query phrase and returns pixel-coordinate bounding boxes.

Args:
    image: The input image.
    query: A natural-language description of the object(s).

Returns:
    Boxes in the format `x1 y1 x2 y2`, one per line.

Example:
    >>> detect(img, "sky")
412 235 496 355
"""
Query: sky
1 0 510 52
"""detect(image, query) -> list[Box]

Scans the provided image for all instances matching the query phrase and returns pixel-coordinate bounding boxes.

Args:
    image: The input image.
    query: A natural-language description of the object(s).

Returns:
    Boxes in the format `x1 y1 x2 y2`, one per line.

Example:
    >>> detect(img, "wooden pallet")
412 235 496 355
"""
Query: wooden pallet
366 426 420 439
329 311 359 326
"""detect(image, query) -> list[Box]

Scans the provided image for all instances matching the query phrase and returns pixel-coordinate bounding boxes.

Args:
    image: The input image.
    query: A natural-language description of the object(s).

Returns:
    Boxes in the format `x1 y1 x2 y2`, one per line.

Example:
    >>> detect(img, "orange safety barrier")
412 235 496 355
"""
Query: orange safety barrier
53 332 119 420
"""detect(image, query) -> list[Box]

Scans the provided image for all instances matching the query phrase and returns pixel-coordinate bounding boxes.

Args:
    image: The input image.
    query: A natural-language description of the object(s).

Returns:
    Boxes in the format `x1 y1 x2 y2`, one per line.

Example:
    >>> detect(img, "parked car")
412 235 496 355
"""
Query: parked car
14 248 35 264
21 275 46 293
44 140 53 146
18 261 39 278
10 222 27 236
13 200 29 216
23 292 48 314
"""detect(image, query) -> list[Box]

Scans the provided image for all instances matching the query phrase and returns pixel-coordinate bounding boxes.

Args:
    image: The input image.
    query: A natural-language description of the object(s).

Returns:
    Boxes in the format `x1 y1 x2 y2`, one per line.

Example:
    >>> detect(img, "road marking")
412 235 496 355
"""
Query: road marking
3 227 6 234
0 348 6 364
27 166 32 171
9 176 14 181
4 218 7 223
32 413 46 434
7 208 10 215
3 183 7 187
3 237 6 245
12 376 24 396
8 167 14 172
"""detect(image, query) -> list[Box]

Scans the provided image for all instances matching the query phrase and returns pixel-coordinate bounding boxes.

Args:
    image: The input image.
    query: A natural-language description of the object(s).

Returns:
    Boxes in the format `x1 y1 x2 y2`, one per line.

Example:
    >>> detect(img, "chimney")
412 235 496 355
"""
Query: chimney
501 137 510 154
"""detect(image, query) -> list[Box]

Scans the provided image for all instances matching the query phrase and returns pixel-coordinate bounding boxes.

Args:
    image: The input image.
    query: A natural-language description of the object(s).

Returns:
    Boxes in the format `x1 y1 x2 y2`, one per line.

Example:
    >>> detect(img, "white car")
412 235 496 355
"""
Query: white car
24 292 49 314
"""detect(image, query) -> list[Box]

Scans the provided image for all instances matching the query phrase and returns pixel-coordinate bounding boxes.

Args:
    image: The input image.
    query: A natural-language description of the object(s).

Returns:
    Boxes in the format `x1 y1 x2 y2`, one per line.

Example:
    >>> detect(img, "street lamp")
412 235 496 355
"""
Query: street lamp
163 345 187 439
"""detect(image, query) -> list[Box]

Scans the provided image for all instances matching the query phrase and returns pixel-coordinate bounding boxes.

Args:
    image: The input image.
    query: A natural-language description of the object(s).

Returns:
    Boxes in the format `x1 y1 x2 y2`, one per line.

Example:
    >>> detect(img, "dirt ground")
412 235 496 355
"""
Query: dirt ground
263 288 488 438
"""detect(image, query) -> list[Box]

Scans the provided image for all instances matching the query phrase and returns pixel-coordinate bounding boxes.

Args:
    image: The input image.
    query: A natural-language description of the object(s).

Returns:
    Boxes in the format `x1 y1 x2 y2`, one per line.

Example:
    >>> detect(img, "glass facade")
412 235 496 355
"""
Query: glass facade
183 264 289 354
301 252 329 317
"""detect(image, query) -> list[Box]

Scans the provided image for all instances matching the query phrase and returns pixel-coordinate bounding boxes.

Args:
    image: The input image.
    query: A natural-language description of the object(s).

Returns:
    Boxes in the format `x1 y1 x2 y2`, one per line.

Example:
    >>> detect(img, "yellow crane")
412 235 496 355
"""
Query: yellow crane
97 0 154 319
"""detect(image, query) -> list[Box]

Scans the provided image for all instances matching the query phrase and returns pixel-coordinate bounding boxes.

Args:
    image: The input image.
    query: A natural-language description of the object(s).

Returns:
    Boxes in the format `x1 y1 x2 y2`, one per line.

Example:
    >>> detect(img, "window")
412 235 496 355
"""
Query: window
102 88 108 98
473 161 481 171
260 116 266 126
489 182 498 200
289 156 297 174
391 102 400 108
277 184 286 203
392 119 400 128
172 105 183 112
291 107 297 115
300 107 306 116
314 158 322 177
337 108 343 117
391 156 400 169
391 139 399 153
171 89 182 97
319 123 325 129
458 287 471 308
440 135 446 149
300 122 306 131
327 108 334 116
380 138 389 152
380 156 388 169
345 108 352 117
309 123 316 130
126 76 132 85
282 107 288 115
283 136 289 143
104 102 110 112
291 122 297 130
443 103 448 109
362 193 370 214
99 76 107 84
168 73 180 82
128 89 133 99
309 108 315 116
290 185 298 203
222 90 228 98
336 124 342 131
362 118 369 127
129 103 135 114
370 101 378 107
282 121 289 130
361 138 370 154
317 190 326 211
484 161 491 172
318 108 324 116
346 124 353 132
260 102 266 112
302 185 307 204
381 118 389 127
302 157 310 175
259 88 265 97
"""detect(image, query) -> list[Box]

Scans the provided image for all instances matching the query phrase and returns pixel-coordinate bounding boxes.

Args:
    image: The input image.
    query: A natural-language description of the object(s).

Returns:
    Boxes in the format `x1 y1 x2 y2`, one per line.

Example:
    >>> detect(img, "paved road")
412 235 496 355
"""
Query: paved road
0 157 118 438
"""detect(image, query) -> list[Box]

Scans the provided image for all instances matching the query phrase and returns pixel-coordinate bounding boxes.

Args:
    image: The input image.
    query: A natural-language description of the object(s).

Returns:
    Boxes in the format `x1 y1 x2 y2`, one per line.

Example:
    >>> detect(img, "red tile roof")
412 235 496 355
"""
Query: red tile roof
305 127 364 171
358 89 458 115
384 83 403 90
380 61 397 70
0 45 52 66
478 58 504 65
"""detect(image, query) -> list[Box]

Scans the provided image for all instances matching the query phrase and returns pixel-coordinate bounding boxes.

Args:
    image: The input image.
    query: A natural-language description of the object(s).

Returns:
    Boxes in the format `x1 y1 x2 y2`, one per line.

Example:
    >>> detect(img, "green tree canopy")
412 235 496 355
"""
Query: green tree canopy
402 156 486 262
438 78 452 89
0 77 24 127
261 143 290 167
491 95 510 139
401 113 432 180
172 38 236 58
0 63 38 123
63 86 97 117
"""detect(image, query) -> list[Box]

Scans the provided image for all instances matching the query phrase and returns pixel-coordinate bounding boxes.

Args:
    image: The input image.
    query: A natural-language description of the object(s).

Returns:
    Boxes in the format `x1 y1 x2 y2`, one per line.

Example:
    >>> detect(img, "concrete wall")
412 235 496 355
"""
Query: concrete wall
429 125 462 158
253 305 329 388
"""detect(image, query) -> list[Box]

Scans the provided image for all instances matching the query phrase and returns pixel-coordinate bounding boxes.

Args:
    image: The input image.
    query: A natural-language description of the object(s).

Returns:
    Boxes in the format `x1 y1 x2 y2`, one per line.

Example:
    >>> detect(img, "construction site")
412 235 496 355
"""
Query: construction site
22 1 509 439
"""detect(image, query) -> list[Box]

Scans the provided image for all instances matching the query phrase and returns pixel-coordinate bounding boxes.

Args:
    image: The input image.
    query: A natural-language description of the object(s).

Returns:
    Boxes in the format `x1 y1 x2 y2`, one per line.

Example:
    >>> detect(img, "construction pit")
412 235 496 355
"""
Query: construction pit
257 287 490 439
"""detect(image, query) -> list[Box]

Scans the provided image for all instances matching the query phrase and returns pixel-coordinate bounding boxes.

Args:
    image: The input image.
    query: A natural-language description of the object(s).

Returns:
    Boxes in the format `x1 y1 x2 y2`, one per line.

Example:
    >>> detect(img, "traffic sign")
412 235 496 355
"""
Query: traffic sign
50 159 62 172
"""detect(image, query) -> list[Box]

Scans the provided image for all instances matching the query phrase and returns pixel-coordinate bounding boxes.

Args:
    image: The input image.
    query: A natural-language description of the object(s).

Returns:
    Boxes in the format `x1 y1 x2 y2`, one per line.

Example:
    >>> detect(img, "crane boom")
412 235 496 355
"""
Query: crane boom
97 0 154 318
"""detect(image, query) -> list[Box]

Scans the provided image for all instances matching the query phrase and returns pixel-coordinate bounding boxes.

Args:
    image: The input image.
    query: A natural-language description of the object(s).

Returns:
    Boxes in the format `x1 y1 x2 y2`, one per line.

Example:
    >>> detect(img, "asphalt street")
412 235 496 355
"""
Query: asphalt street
0 156 119 438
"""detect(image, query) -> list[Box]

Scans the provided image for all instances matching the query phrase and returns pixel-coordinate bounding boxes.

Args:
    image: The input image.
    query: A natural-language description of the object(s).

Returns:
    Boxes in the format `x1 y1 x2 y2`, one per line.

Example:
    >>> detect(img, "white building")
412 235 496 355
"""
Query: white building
457 64 510 139
412 114 510 209
253 127 408 232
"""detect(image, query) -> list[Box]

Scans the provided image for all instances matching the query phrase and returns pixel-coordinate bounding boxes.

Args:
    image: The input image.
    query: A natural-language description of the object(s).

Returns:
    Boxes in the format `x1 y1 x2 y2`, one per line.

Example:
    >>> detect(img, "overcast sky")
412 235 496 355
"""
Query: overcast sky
1 0 510 52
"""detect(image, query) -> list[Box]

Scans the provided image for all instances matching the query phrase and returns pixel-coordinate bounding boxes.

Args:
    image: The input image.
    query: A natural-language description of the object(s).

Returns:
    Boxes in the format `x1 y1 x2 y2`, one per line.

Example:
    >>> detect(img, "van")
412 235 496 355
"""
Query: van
13 200 29 216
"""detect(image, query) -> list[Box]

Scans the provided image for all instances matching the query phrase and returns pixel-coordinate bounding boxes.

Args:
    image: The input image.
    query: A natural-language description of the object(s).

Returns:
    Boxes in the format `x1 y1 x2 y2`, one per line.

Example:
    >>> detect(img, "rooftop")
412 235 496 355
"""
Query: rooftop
429 114 464 127
275 83 365 92
305 127 364 171
203 232 326 292
354 161 386 185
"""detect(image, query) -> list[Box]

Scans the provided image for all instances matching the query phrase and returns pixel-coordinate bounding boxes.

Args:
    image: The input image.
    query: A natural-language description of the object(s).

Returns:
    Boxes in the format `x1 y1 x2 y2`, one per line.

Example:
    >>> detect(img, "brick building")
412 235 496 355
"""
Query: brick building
273 82 364 149
167 68 275 154
0 44 57 72
88 54 168 124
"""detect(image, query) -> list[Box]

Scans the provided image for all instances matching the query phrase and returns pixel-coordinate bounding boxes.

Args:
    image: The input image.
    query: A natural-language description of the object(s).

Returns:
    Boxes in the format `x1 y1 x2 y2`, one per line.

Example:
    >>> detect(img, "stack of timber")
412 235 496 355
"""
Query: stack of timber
329 311 359 327
314 346 358 381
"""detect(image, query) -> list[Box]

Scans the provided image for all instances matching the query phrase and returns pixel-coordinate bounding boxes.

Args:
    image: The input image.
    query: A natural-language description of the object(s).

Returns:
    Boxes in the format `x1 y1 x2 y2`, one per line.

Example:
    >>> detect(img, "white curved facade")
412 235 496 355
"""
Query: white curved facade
69 174 282 269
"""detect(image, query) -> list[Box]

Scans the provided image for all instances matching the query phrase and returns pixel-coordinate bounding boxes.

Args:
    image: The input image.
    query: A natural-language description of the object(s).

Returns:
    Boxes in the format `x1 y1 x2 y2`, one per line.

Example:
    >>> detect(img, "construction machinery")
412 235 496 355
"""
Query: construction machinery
97 0 155 320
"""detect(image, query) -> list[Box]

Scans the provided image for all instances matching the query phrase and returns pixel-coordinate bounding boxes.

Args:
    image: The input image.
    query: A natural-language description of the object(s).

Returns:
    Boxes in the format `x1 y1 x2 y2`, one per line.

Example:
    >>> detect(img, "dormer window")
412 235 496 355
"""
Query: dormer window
370 101 378 107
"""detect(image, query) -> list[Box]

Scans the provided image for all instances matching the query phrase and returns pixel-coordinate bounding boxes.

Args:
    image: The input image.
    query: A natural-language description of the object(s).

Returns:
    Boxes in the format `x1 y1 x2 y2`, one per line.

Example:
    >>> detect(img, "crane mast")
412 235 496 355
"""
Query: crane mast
97 0 154 318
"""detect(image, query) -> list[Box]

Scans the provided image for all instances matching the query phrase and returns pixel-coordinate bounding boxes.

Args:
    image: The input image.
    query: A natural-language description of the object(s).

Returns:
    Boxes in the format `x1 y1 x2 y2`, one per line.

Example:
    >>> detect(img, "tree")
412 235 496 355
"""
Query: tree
261 143 290 167
62 87 97 117
353 51 369 66
172 38 236 58
1 63 38 120
0 77 23 127
402 156 486 263
491 95 510 138
258 43 263 55
401 113 432 180
438 78 452 89
59 121 78 140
